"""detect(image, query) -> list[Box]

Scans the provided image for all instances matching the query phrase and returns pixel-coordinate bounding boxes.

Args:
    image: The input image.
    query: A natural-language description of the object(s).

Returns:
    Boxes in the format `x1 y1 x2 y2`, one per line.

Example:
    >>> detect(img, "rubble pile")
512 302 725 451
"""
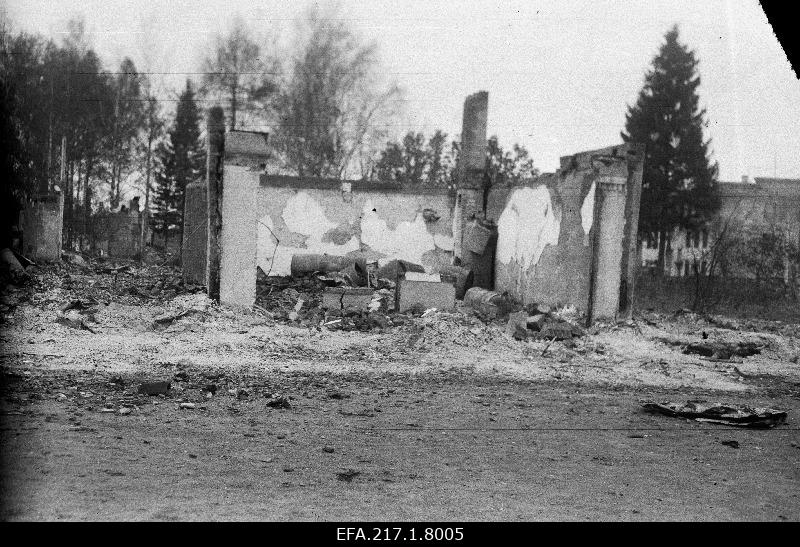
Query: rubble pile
255 263 403 331
0 249 205 330
254 256 592 338
503 301 586 342
256 270 411 332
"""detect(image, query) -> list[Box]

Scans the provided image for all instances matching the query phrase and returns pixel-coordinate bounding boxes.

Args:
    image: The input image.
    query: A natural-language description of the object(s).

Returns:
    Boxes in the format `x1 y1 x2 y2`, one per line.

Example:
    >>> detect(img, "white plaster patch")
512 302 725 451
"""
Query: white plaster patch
360 201 438 266
259 191 359 276
433 233 454 251
580 181 596 237
282 191 336 236
496 186 561 269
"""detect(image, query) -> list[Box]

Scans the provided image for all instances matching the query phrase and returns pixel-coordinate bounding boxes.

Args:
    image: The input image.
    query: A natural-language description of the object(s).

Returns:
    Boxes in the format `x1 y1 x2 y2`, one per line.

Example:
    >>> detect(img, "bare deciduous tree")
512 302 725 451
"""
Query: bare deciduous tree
274 5 402 179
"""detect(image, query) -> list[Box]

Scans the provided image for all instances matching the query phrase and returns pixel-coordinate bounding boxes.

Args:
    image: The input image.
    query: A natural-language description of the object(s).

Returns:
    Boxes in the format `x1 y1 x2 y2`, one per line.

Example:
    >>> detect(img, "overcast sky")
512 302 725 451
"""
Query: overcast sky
5 0 799 181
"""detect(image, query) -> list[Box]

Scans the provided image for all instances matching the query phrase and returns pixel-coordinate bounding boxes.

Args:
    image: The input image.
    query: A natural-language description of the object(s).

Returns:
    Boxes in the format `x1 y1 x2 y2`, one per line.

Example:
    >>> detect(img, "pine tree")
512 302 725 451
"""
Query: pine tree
622 25 719 274
152 80 205 248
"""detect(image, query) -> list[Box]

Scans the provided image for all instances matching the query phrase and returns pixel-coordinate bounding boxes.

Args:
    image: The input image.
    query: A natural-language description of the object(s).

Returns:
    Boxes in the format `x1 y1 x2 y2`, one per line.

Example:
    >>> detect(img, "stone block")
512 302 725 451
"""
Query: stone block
398 280 455 312
322 287 375 311
464 222 492 254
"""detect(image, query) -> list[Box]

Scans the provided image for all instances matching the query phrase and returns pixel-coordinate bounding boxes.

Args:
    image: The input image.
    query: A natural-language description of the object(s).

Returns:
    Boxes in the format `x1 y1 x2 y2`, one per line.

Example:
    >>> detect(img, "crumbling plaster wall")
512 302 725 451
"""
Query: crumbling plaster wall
492 143 644 318
494 170 596 310
256 177 455 276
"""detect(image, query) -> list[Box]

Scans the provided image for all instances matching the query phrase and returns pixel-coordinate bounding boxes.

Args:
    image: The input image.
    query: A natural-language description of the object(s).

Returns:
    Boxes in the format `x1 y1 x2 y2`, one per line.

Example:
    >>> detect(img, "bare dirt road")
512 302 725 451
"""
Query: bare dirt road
1 262 799 521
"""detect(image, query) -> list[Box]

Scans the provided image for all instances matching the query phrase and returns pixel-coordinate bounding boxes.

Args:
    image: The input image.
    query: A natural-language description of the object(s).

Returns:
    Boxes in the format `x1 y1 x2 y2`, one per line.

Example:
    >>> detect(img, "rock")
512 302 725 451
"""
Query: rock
463 287 513 320
569 323 586 337
61 251 87 267
118 408 132 416
526 314 547 331
109 375 126 387
368 312 389 329
336 469 361 482
56 310 97 332
179 402 196 410
539 320 574 341
505 311 529 340
266 395 291 409
138 381 171 396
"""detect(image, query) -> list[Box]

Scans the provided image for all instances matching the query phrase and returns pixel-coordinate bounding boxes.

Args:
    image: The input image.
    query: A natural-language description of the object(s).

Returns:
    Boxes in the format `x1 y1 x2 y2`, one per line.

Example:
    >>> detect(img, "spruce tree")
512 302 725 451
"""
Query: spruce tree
152 80 205 249
622 25 719 273
151 140 178 245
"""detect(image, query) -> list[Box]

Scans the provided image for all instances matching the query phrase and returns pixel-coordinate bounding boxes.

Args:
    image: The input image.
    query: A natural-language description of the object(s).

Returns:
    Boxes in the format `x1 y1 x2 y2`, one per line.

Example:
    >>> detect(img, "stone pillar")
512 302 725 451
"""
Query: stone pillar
590 176 628 321
21 192 63 262
206 107 225 301
219 131 269 308
618 144 644 319
182 181 208 285
453 91 488 263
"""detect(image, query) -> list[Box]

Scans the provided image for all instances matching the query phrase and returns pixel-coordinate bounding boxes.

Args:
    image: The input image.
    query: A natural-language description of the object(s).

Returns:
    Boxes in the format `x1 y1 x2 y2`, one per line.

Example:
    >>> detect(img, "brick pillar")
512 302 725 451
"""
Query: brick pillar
590 176 628 321
453 91 488 262
206 107 225 301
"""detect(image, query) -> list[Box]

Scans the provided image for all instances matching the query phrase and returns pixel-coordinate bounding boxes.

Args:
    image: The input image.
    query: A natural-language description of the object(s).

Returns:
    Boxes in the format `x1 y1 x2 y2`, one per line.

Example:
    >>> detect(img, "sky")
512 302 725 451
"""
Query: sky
4 0 800 181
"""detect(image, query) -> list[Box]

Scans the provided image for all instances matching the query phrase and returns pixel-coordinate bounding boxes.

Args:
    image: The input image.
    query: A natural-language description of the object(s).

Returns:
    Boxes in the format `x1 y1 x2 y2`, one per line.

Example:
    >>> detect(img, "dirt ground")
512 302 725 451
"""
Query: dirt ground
1 261 799 521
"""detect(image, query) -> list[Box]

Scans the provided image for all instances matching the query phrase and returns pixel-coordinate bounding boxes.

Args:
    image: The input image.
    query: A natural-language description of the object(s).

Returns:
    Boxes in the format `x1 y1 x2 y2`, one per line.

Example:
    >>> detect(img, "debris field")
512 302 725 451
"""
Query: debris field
1 254 799 521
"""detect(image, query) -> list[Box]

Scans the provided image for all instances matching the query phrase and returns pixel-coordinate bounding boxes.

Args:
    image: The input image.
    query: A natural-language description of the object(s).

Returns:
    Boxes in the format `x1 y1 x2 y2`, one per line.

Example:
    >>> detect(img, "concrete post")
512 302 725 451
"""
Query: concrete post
219 131 270 308
453 91 488 263
590 176 628 321
206 107 225 301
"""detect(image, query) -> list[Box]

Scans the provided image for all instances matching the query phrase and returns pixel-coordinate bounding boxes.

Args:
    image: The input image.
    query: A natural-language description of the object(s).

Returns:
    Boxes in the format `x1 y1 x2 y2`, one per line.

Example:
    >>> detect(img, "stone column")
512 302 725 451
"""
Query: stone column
219 131 269 308
182 181 208 285
206 107 225 301
21 192 63 262
453 91 488 263
590 176 628 321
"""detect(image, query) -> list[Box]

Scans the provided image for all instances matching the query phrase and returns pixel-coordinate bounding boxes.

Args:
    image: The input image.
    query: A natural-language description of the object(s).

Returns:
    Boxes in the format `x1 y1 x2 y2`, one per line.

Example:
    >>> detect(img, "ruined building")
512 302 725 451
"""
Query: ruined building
184 92 645 323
